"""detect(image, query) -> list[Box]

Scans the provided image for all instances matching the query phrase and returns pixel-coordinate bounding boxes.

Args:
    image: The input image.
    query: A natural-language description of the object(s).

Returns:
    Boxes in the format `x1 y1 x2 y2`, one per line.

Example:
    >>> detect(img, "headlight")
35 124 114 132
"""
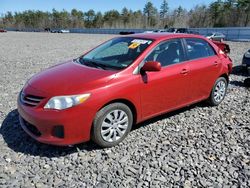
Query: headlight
44 94 90 110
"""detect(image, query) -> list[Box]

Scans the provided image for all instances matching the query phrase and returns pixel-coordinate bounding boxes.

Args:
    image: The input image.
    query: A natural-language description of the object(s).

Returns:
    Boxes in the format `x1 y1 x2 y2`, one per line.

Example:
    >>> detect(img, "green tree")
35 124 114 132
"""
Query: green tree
160 0 169 19
237 0 250 26
143 1 158 27
85 9 95 28
209 0 224 27
121 7 130 27
52 9 60 28
71 9 84 28
171 6 188 27
93 12 103 28
2 11 14 27
188 5 209 27
132 10 144 28
160 0 169 28
103 10 120 28
2 1 249 29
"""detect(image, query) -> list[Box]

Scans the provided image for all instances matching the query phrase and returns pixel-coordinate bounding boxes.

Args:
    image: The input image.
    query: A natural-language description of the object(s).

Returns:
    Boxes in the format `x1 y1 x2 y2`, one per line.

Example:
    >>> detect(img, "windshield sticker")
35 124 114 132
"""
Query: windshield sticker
128 42 140 49
131 39 151 44
128 39 152 49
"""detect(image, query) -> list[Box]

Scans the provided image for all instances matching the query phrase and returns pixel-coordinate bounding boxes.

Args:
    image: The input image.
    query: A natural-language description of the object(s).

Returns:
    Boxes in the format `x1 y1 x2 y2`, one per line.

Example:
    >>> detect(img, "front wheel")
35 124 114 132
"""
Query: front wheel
208 77 228 106
91 103 133 148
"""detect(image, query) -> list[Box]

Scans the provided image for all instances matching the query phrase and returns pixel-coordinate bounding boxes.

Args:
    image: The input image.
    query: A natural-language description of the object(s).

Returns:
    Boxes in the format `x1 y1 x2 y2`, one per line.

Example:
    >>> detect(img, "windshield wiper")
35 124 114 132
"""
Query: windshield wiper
85 61 106 70
81 58 123 70
77 58 106 70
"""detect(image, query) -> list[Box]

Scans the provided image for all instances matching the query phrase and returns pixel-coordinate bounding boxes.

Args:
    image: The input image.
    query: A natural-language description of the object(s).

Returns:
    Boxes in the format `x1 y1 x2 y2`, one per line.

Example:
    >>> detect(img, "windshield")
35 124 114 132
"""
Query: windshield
78 37 153 70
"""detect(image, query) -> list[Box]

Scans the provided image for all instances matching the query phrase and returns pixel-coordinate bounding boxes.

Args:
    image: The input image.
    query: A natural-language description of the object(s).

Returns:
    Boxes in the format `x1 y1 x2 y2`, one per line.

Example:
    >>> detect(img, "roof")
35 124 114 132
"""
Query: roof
128 33 203 41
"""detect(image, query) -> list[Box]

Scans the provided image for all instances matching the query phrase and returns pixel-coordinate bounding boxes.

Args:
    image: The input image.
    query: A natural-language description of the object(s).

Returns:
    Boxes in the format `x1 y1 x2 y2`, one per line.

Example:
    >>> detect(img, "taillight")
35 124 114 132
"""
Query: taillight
219 49 225 55
219 50 232 61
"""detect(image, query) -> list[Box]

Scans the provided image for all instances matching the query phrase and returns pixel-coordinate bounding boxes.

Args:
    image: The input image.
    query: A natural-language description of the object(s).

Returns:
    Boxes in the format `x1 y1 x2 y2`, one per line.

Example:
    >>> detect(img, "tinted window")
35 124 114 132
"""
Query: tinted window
145 39 185 67
185 38 216 60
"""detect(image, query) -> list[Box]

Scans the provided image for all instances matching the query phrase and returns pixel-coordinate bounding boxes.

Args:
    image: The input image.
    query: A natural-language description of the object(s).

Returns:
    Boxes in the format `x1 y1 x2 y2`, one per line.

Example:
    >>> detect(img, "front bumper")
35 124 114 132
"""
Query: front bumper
17 95 96 146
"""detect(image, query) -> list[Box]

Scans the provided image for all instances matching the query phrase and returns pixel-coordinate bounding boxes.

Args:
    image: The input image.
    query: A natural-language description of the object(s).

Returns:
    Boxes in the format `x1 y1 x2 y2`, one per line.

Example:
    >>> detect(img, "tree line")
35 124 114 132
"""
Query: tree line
0 0 249 29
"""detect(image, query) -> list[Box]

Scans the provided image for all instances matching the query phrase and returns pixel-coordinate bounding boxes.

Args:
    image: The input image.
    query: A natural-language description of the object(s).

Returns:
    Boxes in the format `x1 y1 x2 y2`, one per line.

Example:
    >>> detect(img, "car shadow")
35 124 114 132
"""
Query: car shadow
0 109 101 157
229 65 250 88
231 65 248 76
2 102 206 157
230 80 246 87
132 102 206 131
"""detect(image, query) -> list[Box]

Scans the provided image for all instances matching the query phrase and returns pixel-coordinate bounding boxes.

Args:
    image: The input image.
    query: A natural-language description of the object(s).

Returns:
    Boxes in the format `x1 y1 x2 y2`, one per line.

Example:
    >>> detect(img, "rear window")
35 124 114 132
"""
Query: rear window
185 38 216 60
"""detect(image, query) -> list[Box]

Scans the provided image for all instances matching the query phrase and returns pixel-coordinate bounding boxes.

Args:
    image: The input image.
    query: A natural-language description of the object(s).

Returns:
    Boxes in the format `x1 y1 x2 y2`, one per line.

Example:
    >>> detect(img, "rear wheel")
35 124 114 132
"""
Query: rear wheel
208 77 228 106
91 103 133 148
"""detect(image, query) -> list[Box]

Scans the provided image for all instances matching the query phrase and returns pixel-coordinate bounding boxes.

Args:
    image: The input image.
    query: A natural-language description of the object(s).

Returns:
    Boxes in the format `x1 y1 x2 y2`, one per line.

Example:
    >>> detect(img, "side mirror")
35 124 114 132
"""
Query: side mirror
141 61 161 72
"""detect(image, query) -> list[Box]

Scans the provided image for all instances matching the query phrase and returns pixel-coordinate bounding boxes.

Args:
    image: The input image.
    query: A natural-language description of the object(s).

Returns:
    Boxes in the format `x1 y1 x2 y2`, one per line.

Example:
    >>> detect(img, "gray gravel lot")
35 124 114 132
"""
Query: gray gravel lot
0 32 250 187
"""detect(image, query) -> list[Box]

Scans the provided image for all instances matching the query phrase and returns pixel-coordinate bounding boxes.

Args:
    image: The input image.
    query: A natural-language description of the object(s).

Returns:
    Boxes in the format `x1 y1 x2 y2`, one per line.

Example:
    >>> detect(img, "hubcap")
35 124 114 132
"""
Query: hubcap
101 110 129 142
214 80 226 103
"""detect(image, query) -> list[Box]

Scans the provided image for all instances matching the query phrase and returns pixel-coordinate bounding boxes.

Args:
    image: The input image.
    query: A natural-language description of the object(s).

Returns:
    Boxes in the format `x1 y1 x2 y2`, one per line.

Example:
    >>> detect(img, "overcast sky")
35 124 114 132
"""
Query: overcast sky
0 0 215 14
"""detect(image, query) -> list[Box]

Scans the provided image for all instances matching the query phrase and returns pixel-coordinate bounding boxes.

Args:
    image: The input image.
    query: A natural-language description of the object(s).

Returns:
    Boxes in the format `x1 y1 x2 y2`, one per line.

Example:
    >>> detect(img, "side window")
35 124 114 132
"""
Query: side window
145 39 185 67
185 38 216 60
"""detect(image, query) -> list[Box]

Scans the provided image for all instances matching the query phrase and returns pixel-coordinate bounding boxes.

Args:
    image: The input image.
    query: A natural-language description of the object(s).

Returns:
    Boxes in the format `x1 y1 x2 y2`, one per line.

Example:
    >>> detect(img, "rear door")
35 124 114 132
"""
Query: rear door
183 38 222 102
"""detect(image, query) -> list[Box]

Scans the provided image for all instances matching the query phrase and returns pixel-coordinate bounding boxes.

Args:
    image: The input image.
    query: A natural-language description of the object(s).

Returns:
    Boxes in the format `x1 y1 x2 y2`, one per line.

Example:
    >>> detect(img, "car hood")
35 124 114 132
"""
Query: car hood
28 60 117 96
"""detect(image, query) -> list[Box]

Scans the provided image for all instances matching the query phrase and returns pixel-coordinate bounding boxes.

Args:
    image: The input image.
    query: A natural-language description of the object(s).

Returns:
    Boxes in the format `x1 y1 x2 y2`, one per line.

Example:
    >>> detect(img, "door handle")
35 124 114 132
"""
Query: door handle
180 69 189 74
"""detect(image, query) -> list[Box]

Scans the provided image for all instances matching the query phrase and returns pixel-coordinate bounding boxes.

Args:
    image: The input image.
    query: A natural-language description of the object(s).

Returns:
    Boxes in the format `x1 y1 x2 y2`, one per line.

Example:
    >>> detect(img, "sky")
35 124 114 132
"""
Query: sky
0 0 215 14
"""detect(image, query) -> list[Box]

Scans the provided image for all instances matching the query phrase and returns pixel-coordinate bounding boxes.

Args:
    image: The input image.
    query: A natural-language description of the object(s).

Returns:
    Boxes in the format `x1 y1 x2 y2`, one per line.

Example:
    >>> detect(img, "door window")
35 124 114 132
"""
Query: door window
145 39 185 67
185 38 216 60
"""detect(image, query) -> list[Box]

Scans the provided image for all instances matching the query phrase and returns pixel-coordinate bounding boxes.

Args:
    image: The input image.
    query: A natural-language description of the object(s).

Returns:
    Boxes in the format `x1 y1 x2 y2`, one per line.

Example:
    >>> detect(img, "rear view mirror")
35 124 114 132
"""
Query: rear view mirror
141 61 161 72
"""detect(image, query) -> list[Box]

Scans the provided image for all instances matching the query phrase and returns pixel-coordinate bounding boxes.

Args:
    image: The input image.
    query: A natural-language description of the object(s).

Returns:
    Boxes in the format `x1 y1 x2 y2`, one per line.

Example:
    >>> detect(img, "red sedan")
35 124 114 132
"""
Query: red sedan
0 29 7 32
18 33 232 147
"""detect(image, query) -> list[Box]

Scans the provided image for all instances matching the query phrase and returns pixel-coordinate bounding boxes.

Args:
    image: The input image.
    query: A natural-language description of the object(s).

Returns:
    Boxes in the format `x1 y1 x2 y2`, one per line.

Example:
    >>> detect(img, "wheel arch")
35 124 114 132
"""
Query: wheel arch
219 73 229 84
97 98 138 125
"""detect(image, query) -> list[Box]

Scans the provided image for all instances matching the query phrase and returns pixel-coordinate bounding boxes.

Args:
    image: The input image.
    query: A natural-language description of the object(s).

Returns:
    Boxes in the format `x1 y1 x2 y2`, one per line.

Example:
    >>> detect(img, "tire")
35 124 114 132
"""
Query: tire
248 67 250 76
240 65 248 74
208 77 228 106
91 103 133 148
244 78 250 87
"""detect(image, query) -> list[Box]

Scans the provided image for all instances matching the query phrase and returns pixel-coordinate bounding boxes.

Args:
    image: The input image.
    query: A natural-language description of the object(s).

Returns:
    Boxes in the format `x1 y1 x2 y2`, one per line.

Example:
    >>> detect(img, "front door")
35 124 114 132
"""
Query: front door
140 39 190 119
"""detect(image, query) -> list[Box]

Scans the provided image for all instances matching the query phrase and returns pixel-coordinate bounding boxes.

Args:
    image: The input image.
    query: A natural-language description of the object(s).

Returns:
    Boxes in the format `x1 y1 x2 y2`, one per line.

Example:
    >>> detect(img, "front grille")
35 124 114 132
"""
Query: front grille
20 92 44 107
22 118 41 137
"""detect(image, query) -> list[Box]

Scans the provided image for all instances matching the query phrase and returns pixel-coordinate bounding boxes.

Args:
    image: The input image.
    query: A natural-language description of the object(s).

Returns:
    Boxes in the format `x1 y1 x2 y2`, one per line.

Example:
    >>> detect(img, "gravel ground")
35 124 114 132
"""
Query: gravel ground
0 32 249 187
